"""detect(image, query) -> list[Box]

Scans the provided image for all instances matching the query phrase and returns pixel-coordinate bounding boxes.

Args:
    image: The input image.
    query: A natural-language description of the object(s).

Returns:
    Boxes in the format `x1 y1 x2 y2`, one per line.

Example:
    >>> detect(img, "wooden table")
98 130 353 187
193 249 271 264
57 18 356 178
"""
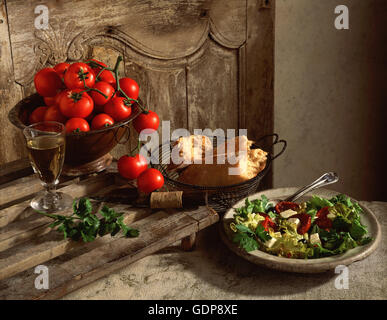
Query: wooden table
0 159 385 300
0 159 218 300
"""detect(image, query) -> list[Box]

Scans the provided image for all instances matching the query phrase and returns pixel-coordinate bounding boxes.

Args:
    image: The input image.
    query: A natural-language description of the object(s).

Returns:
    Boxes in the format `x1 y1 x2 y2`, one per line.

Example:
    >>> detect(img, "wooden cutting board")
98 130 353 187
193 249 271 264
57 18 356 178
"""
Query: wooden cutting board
0 159 219 299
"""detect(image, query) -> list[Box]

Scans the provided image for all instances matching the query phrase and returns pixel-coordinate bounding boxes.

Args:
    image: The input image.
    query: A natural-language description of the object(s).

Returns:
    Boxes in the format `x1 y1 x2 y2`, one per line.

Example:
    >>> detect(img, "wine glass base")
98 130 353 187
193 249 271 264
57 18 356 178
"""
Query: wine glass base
30 191 73 213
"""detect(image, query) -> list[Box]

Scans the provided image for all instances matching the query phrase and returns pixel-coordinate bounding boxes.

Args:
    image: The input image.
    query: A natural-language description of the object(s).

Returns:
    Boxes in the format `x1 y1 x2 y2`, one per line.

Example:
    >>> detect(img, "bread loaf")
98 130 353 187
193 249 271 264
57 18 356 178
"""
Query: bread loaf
177 135 267 187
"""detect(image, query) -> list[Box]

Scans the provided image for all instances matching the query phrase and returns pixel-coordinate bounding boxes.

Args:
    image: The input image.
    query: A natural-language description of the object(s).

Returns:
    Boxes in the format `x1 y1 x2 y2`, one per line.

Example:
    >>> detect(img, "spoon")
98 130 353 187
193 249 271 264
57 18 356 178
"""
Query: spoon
281 172 339 202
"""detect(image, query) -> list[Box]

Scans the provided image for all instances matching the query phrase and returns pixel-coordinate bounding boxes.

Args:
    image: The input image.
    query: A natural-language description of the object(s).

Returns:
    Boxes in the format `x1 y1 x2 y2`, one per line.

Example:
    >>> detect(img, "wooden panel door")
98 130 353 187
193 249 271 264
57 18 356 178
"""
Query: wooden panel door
0 0 274 187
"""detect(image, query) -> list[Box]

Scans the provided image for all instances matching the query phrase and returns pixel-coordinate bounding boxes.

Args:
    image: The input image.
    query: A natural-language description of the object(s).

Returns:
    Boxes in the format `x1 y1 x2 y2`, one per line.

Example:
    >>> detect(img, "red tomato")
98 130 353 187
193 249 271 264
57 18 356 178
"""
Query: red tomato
59 89 94 118
43 96 56 106
54 90 66 106
64 62 95 89
53 62 70 79
44 105 67 124
34 68 63 97
275 201 300 214
97 69 116 86
119 78 139 100
104 97 132 121
91 113 114 130
29 106 48 124
65 118 90 133
90 81 114 106
315 207 333 229
292 213 312 235
133 110 159 134
137 168 164 193
117 154 148 180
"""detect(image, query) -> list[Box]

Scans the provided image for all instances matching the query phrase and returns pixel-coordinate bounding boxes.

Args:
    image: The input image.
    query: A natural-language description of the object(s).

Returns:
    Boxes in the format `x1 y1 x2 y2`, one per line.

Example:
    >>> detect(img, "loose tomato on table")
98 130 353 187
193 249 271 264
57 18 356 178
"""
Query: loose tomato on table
117 154 148 180
53 62 70 80
137 168 164 193
29 106 48 124
59 89 94 118
44 105 67 124
64 62 95 89
104 97 132 121
89 81 114 107
275 201 300 214
119 78 139 100
132 110 159 134
34 68 63 97
65 118 90 133
91 113 114 130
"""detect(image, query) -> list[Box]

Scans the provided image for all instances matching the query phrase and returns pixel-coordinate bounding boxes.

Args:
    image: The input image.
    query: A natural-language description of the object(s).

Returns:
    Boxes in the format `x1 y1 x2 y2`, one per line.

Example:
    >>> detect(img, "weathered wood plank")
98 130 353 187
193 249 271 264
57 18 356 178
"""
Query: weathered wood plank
187 40 239 132
245 0 275 189
181 233 197 251
0 158 32 185
0 204 155 281
0 206 216 299
209 0 246 48
0 174 79 208
0 2 25 167
0 195 149 253
182 205 219 229
6 0 213 83
0 172 115 228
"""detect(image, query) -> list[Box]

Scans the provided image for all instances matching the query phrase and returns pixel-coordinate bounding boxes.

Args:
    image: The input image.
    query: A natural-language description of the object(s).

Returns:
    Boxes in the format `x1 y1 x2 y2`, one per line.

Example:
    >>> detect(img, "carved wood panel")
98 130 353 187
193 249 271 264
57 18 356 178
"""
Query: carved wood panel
0 0 274 186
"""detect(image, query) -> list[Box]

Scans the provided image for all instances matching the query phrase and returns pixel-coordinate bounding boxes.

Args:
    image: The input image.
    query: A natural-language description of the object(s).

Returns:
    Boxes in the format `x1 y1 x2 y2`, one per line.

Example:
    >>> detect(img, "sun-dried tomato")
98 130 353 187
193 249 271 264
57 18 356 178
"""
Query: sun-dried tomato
315 206 333 229
292 213 312 235
258 213 277 231
275 201 300 214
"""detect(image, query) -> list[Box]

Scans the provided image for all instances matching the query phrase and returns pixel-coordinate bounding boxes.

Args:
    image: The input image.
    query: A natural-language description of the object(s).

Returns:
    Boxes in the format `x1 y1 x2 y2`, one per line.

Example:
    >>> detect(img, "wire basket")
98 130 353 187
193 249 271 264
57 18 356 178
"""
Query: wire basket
151 133 287 213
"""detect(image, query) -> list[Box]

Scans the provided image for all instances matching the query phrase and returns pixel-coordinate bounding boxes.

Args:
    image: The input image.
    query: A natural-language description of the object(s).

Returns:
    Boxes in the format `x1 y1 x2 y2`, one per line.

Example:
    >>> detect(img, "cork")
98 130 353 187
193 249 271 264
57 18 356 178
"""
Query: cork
150 191 183 209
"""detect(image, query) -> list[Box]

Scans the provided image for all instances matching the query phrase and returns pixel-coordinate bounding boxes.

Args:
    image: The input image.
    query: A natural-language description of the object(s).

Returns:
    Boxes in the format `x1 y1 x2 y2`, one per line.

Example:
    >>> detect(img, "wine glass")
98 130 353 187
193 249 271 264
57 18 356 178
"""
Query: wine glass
23 121 72 212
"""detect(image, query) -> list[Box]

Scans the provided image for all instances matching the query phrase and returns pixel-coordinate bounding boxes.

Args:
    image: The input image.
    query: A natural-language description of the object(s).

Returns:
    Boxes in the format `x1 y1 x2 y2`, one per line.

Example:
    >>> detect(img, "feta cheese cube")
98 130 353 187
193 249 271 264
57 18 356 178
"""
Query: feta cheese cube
264 237 277 248
279 209 298 219
327 212 336 220
288 217 300 227
309 233 321 245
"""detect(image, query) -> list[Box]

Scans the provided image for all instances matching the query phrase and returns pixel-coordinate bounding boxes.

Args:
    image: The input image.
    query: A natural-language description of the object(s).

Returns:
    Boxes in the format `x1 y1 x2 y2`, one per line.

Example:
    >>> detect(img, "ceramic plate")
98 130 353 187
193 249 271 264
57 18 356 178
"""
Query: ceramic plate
220 187 382 273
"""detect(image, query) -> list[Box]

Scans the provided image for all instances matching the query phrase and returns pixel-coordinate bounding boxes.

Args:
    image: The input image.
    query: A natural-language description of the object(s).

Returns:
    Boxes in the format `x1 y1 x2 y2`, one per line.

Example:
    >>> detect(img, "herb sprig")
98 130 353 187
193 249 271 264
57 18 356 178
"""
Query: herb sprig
38 198 139 242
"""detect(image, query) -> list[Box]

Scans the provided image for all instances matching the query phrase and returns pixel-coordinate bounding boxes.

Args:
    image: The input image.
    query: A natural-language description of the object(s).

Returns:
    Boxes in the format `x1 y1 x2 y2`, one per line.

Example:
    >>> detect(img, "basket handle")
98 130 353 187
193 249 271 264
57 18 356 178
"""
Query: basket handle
271 139 287 160
253 133 287 160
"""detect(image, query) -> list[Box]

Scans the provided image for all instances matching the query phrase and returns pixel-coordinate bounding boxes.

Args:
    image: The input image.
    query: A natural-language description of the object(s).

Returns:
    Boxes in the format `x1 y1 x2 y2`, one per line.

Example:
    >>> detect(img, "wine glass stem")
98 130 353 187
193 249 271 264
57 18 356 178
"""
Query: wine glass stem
42 182 57 208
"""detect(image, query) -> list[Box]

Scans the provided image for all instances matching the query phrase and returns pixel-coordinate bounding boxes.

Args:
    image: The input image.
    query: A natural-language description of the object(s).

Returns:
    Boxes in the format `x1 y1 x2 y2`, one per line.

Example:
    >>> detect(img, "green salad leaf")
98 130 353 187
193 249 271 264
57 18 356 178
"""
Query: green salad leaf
255 224 272 242
232 232 259 252
349 219 368 240
230 193 372 259
234 195 273 218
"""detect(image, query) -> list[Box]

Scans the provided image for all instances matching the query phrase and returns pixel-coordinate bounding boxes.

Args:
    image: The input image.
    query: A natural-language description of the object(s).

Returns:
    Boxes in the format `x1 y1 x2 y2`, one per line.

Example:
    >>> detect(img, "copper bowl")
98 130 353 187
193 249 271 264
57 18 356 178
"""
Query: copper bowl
8 93 141 171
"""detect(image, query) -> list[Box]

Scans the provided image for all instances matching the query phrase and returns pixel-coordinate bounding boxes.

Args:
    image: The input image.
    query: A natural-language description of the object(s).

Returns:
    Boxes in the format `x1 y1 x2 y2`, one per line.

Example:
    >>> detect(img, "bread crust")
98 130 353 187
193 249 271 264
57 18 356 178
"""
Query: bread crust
176 135 267 187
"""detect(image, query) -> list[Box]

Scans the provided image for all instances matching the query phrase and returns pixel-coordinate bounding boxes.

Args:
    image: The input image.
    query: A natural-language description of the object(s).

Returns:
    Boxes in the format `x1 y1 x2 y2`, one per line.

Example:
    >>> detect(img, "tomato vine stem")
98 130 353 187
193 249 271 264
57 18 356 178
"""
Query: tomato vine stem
85 56 148 114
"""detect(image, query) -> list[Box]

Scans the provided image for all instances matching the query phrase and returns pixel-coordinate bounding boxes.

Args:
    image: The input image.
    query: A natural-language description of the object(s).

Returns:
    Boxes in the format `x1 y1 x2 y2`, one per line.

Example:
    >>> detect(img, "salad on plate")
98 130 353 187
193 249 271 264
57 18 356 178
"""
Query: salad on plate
230 194 372 259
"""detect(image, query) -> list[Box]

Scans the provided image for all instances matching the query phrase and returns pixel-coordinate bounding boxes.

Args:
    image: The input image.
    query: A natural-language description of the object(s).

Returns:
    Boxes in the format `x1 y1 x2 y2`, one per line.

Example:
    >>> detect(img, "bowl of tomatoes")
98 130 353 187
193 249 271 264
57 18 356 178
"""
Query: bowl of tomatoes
8 57 151 175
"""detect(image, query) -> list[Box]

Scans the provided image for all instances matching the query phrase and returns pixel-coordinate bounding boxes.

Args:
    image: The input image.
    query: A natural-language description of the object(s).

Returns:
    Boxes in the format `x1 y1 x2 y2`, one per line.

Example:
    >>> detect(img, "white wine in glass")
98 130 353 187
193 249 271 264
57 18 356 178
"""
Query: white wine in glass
24 121 72 212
